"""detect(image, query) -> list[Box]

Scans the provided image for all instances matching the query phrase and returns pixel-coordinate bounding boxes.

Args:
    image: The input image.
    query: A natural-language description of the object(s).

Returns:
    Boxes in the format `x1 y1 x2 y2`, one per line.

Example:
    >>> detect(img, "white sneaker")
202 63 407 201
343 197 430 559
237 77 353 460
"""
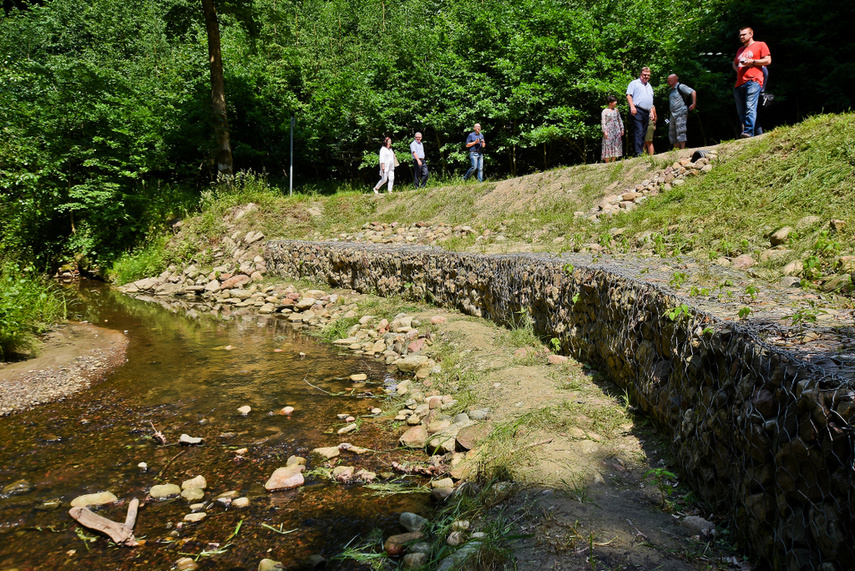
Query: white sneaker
373 188 379 194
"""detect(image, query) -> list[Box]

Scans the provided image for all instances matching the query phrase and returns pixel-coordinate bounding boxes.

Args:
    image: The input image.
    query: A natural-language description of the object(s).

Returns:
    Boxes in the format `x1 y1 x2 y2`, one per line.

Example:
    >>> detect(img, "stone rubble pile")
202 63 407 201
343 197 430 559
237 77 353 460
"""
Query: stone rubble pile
584 153 717 221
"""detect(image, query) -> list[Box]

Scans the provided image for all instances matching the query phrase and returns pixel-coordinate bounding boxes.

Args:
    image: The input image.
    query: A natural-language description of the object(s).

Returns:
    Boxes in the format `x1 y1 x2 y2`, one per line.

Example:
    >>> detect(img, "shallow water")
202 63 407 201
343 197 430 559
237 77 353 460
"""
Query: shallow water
0 282 428 570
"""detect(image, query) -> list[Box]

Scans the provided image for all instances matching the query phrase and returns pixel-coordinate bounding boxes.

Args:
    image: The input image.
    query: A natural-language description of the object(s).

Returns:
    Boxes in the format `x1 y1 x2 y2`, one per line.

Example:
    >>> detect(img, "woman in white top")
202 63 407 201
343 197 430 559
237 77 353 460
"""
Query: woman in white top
373 137 396 194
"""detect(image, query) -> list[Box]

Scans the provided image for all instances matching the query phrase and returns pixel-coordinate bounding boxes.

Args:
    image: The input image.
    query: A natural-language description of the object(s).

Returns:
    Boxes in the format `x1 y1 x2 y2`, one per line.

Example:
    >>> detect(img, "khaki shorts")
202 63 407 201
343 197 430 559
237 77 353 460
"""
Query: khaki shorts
645 122 655 142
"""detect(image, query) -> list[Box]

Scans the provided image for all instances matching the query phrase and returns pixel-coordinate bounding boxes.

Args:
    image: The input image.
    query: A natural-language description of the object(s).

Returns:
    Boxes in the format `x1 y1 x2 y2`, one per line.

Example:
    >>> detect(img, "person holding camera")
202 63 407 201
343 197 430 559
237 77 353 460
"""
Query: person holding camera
733 26 771 138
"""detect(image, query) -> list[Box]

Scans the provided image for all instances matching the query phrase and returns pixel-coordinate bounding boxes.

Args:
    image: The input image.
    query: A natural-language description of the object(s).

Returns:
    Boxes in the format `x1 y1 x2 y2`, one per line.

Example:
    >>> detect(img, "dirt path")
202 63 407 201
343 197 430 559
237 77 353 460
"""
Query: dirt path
0 322 128 416
418 311 745 570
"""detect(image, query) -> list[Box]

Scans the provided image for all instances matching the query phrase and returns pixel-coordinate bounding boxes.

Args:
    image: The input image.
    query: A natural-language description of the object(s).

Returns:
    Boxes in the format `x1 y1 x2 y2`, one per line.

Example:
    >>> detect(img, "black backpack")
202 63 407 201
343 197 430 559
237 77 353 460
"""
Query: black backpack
677 83 694 108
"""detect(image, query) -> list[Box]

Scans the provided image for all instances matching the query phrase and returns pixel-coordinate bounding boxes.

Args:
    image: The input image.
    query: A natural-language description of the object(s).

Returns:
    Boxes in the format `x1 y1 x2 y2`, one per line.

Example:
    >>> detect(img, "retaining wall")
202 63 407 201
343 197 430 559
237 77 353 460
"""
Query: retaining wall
265 240 855 570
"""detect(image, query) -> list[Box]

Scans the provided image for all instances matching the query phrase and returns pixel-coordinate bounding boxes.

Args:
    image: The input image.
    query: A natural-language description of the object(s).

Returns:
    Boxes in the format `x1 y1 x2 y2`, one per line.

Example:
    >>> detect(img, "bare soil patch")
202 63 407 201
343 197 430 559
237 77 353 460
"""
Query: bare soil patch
421 312 742 570
0 322 128 416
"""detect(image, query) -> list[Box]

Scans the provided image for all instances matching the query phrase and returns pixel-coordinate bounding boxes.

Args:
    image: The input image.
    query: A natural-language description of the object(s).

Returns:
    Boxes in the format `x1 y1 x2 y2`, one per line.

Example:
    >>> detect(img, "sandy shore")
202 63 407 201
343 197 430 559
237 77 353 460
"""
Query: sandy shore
0 322 128 416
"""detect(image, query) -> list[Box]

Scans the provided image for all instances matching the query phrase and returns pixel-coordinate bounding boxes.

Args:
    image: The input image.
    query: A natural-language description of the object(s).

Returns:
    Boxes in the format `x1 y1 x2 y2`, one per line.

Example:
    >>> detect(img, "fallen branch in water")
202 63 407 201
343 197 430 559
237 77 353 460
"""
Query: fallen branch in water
303 376 332 395
69 498 139 547
157 449 187 479
149 421 166 445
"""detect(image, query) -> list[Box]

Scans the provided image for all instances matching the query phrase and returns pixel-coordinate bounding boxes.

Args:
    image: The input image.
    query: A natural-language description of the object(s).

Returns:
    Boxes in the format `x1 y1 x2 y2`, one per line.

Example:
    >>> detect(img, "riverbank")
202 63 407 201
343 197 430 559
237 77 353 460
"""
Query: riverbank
0 322 128 416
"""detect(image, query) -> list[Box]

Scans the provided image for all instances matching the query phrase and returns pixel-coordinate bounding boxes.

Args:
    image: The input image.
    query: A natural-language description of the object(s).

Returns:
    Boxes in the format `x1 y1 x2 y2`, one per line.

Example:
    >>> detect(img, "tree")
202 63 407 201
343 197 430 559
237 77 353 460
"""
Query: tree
201 0 233 177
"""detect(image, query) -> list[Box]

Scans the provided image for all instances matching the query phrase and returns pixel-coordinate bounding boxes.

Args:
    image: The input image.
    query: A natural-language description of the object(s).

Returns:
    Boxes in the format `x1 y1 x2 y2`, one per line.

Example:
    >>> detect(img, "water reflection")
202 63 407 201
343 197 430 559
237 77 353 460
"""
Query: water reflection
0 282 427 569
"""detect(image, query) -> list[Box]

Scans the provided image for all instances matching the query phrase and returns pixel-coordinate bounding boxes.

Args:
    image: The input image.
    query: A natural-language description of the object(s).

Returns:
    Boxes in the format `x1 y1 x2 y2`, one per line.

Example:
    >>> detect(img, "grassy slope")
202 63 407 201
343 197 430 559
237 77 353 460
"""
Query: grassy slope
114 113 855 293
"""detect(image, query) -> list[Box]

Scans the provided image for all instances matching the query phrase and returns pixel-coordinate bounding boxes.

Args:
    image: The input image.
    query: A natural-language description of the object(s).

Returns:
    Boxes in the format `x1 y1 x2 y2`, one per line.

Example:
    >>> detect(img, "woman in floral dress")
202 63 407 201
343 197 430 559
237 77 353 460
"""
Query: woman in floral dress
601 95 624 162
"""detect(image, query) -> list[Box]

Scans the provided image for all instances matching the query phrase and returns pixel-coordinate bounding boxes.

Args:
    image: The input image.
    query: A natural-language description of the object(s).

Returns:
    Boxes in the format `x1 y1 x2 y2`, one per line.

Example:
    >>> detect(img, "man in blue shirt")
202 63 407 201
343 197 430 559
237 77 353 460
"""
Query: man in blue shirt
463 123 486 182
626 67 655 157
410 132 428 189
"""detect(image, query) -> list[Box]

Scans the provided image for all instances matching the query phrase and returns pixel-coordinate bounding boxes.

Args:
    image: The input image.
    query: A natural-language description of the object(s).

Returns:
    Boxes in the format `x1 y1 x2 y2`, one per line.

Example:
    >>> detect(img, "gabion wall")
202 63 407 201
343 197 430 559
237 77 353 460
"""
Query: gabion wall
265 240 855 570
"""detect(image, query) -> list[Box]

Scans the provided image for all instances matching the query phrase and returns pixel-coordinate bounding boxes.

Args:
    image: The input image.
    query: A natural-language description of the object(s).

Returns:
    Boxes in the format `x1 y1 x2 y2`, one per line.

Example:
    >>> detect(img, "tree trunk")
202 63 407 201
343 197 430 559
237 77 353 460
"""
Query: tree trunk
201 0 233 178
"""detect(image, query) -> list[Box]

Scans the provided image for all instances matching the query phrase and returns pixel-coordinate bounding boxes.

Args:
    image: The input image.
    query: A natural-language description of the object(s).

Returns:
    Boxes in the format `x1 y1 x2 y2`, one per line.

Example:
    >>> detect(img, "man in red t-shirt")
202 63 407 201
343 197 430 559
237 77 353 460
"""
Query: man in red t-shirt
733 27 771 138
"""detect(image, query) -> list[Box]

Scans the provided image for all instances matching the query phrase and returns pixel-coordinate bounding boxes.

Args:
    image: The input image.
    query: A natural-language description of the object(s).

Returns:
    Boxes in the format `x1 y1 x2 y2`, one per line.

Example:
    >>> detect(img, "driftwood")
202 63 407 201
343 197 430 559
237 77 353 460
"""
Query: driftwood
69 498 140 547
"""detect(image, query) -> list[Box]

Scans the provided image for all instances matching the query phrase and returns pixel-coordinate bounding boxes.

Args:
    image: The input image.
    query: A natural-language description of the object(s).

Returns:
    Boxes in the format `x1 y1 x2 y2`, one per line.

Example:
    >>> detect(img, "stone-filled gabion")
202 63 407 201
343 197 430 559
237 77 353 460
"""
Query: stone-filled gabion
265 240 855 570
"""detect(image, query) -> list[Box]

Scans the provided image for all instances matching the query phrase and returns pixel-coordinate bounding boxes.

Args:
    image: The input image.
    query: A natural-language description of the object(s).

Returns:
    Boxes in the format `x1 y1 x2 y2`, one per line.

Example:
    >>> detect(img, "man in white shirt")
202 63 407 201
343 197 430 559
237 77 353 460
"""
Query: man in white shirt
626 67 655 157
410 132 428 189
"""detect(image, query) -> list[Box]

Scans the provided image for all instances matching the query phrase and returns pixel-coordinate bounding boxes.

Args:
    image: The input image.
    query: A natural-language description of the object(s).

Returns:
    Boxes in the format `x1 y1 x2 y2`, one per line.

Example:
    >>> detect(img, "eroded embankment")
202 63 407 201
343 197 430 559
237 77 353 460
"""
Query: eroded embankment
265 240 855 570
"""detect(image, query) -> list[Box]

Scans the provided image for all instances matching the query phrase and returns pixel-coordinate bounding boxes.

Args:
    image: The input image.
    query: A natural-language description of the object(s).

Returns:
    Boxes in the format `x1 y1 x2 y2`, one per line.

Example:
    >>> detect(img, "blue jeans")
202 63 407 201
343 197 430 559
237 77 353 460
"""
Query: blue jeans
734 80 762 136
463 152 483 182
630 108 650 156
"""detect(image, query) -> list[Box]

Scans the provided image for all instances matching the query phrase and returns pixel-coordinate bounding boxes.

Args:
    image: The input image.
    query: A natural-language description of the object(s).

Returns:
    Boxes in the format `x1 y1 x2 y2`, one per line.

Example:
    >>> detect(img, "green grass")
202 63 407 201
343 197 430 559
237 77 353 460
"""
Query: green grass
0 261 67 359
112 113 855 295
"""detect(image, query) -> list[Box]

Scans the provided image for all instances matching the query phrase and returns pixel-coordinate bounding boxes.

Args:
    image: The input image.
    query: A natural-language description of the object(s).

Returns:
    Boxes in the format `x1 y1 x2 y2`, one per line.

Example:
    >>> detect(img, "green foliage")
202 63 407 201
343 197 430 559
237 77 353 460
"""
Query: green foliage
664 303 691 322
738 306 752 319
0 261 67 359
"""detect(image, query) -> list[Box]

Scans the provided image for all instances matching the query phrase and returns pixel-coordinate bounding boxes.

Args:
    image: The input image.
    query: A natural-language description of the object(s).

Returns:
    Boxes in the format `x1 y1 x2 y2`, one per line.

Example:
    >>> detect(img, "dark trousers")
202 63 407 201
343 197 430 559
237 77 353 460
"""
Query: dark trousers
631 108 649 156
413 160 428 188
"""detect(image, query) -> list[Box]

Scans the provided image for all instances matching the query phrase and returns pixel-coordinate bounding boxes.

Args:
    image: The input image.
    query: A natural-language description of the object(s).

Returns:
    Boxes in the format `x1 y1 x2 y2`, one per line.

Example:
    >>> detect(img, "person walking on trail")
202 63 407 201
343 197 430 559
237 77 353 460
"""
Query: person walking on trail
462 123 486 182
601 95 624 162
411 132 428 189
626 67 655 157
372 137 396 194
733 26 771 138
666 74 696 149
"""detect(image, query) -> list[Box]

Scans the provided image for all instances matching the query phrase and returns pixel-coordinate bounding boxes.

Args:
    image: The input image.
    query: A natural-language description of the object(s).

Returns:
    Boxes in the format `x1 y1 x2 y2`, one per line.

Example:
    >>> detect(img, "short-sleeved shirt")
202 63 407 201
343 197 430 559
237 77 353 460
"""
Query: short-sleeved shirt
410 139 425 160
669 83 694 115
734 41 770 88
466 131 484 153
626 78 654 111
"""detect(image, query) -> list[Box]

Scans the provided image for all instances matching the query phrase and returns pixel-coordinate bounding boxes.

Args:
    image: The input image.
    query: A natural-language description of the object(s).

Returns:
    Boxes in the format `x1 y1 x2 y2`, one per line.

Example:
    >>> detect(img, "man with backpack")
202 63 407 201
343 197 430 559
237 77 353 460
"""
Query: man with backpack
666 74 696 149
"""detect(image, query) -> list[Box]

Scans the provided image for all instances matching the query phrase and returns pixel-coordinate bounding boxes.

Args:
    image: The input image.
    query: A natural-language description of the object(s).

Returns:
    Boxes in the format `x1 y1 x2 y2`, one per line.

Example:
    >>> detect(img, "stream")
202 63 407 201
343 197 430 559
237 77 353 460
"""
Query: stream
0 281 429 570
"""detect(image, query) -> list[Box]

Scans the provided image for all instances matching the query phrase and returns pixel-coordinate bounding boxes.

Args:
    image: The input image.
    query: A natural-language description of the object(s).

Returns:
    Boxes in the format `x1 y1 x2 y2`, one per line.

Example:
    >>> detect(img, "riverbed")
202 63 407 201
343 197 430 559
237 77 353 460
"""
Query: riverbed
0 281 427 570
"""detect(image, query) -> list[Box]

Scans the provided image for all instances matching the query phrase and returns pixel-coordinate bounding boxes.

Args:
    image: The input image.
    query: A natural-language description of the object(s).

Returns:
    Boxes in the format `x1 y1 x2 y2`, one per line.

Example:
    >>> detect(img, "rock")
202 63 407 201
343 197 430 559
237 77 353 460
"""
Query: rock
395 354 429 373
469 409 490 421
821 274 853 293
295 297 316 311
232 497 250 508
175 557 199 570
446 531 465 546
783 260 804 276
181 488 204 502
400 512 428 532
337 423 358 435
547 354 568 365
796 215 821 230
203 280 221 293
220 274 251 289
2 479 34 496
456 424 491 450
400 425 429 449
770 226 792 246
182 475 207 490
350 373 368 382
70 492 118 508
431 477 455 489
184 512 206 523
264 465 305 491
451 520 470 531
431 316 447 324
780 276 802 288
403 553 427 569
150 484 181 499
384 531 423 556
332 466 354 482
732 254 755 270
279 406 295 415
312 446 340 460
830 219 846 231
286 455 306 467
427 419 452 434
258 559 285 571
179 434 203 445
680 515 714 535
